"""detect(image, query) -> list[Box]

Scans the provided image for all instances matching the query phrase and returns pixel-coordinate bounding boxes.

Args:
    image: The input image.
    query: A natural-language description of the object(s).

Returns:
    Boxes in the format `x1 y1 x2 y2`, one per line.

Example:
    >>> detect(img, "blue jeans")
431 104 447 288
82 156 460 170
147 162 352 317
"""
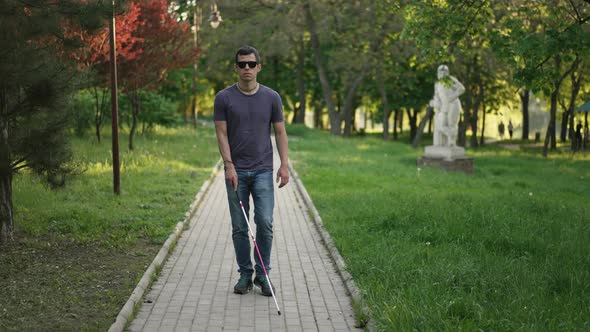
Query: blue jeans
226 169 274 278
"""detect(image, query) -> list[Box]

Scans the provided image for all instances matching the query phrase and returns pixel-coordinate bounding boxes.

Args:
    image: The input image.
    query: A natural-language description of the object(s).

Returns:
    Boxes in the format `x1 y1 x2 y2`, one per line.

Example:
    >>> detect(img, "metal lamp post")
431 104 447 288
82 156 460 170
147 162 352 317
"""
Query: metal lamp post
109 0 120 195
192 4 202 129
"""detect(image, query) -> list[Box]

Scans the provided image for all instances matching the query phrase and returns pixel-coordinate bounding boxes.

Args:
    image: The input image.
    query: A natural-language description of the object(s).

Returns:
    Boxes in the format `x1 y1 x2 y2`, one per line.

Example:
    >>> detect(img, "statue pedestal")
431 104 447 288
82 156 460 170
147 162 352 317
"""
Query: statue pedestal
424 145 465 160
418 146 474 173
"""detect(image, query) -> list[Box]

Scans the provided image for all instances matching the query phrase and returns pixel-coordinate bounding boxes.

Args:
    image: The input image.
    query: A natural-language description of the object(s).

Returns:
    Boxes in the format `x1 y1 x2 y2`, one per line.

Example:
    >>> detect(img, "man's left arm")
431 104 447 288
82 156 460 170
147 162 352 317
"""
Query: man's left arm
273 121 289 188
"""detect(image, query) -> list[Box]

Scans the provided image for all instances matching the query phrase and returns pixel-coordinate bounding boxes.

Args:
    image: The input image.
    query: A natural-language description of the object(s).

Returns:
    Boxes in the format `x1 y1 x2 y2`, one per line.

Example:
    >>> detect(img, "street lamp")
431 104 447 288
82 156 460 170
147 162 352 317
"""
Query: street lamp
109 0 120 194
192 2 221 129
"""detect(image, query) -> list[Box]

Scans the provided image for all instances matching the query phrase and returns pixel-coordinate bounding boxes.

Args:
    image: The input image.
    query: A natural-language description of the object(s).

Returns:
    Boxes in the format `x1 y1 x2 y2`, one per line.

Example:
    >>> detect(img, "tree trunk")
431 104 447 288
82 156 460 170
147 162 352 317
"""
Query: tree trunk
0 168 13 244
398 110 404 135
378 75 391 141
93 87 101 143
304 0 380 136
560 111 569 142
314 105 321 129
479 102 486 146
458 115 467 147
469 106 479 147
342 75 366 137
543 89 558 156
272 56 280 94
350 107 357 134
304 1 339 135
129 92 140 151
543 55 579 156
406 108 418 143
0 90 13 243
382 110 390 140
520 89 530 140
461 88 472 148
470 74 484 148
412 107 433 148
312 97 323 129
567 71 582 150
92 87 107 143
294 35 306 125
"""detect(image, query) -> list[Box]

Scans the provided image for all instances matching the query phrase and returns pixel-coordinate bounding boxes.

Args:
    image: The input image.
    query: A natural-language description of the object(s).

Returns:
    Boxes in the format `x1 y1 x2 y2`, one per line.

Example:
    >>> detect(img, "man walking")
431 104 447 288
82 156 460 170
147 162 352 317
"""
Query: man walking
214 45 289 296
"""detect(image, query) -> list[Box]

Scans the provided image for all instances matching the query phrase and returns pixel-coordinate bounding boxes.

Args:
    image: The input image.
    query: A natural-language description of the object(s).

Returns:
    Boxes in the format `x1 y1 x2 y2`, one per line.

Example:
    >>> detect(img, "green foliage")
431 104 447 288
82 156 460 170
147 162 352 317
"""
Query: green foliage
288 127 590 330
136 91 181 129
0 1 113 191
491 1 590 93
403 0 493 64
72 88 183 139
5 51 80 187
71 90 101 137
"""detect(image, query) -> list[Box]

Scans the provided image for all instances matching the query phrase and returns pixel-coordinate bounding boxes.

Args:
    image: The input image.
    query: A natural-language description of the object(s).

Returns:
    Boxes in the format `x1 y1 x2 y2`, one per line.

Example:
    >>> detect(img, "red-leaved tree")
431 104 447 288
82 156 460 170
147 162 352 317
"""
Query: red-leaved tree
118 0 196 150
63 2 143 142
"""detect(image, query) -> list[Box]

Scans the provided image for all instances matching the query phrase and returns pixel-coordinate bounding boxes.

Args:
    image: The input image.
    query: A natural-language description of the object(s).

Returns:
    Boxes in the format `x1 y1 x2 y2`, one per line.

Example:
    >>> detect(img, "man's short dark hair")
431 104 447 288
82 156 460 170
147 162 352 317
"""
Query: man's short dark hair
235 45 260 64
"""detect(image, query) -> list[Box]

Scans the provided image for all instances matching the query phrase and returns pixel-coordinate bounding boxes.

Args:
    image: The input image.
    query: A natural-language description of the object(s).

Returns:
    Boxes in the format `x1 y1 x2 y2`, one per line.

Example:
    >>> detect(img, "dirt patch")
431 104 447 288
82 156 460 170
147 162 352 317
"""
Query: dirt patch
0 234 160 331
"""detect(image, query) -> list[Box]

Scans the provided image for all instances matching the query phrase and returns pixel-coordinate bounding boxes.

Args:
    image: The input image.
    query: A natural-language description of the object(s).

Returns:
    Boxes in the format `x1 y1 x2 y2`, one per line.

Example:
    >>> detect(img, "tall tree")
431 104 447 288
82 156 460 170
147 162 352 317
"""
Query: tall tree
519 89 531 140
64 1 142 142
0 0 107 243
118 0 195 150
559 59 588 144
492 0 590 155
304 0 389 136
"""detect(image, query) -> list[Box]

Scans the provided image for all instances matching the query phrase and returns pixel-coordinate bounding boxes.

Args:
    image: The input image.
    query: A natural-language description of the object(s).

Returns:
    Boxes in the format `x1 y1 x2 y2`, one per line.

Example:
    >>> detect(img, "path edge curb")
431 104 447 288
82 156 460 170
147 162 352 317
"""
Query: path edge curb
108 159 223 332
288 161 374 331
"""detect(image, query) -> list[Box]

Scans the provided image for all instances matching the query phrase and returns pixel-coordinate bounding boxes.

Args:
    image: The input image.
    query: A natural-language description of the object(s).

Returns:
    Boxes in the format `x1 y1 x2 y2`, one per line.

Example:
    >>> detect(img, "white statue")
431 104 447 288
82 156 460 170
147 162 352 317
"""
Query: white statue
429 65 465 147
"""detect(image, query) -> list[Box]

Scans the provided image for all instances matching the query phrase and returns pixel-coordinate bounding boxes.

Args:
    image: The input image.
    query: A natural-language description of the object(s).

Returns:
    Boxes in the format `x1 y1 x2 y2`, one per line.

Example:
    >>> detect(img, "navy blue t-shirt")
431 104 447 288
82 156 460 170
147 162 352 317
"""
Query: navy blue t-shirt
214 84 284 171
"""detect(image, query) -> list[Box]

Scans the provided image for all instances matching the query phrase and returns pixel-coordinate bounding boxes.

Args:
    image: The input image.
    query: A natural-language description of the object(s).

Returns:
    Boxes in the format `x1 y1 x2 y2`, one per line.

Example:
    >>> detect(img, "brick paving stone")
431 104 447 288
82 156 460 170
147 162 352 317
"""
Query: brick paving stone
127 148 360 331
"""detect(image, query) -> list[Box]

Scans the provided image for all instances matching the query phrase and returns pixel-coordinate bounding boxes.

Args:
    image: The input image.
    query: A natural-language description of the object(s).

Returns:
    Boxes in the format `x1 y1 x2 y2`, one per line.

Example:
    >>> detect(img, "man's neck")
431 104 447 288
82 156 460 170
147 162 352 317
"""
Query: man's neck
237 81 259 95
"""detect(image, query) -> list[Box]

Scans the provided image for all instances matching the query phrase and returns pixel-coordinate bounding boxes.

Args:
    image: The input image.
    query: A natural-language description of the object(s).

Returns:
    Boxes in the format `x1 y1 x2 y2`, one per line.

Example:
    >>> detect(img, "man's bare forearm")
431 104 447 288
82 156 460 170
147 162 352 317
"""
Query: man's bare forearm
215 121 233 163
274 122 289 166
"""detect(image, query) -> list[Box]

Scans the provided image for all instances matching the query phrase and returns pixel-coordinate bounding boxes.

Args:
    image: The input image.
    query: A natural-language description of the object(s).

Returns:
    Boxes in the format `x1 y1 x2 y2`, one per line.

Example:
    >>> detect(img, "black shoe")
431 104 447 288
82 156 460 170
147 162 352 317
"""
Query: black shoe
254 275 276 297
233 275 253 294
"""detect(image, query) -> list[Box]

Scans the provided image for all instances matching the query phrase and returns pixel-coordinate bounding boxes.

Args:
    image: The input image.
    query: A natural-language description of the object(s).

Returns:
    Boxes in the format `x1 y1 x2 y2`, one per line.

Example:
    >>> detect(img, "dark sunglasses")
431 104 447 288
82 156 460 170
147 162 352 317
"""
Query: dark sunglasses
236 61 258 69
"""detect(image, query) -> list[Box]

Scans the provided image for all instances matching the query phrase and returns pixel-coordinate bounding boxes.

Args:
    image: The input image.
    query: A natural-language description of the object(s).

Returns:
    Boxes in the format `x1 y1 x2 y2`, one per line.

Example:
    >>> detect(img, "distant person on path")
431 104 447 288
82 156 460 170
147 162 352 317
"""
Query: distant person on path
429 64 465 147
508 120 514 140
214 45 289 297
498 121 505 139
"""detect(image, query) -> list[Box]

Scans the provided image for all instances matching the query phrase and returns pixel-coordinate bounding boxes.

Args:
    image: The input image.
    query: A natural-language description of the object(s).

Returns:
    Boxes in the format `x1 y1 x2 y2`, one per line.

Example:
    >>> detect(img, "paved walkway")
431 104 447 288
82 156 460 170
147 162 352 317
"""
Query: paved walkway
127 156 359 331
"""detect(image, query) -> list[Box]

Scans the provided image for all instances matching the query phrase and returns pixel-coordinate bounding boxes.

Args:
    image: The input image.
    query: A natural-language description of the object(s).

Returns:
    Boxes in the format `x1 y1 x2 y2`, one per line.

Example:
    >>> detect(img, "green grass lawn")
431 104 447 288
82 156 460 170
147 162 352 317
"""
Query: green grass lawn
286 125 590 331
0 125 219 331
2 122 588 331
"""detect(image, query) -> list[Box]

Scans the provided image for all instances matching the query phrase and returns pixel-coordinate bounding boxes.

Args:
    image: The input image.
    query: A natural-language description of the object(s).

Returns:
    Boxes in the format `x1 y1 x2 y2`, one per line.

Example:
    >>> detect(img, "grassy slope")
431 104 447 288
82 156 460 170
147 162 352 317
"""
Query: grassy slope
0 126 219 331
287 125 590 331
